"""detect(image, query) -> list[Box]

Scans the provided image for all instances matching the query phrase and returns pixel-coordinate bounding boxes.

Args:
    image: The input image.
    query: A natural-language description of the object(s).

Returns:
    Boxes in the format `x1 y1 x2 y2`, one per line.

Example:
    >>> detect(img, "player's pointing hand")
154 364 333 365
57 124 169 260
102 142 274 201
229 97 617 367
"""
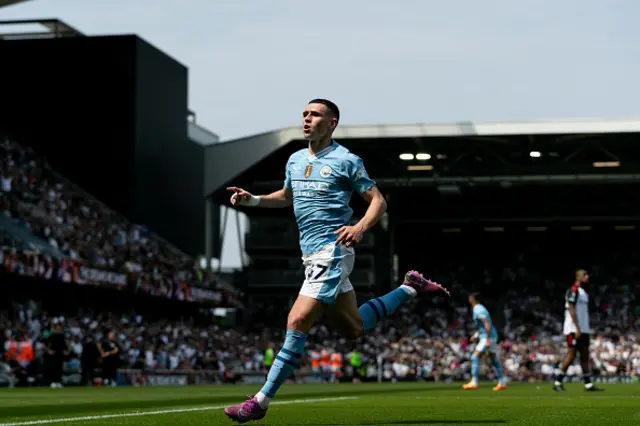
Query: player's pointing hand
334 225 365 247
227 187 260 207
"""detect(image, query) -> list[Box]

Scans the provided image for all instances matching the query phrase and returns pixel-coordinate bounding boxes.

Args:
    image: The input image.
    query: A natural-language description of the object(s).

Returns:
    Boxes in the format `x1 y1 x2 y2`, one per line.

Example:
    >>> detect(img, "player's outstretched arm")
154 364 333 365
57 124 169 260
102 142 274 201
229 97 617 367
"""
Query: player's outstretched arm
227 186 292 208
256 187 293 208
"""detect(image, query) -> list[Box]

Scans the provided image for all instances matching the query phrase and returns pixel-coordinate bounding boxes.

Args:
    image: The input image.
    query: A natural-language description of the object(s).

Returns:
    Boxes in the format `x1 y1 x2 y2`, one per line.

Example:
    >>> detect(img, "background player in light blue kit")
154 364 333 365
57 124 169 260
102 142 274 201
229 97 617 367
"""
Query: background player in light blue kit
224 99 450 423
463 292 507 391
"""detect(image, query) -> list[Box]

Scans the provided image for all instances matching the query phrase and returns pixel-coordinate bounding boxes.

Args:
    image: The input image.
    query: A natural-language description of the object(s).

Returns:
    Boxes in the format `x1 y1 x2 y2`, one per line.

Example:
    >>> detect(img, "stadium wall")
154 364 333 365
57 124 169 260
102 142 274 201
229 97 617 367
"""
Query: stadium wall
132 37 205 256
0 35 137 214
0 35 205 256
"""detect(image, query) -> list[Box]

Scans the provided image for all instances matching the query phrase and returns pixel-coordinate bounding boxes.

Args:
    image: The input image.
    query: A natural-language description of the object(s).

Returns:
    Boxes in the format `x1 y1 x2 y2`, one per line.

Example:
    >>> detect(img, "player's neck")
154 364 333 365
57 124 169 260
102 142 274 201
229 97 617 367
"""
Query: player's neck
308 139 332 156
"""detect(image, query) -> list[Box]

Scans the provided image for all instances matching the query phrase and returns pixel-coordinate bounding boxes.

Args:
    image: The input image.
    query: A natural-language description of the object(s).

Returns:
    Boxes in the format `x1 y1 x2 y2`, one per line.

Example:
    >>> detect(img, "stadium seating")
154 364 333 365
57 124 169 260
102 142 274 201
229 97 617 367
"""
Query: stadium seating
1 136 637 387
0 137 222 301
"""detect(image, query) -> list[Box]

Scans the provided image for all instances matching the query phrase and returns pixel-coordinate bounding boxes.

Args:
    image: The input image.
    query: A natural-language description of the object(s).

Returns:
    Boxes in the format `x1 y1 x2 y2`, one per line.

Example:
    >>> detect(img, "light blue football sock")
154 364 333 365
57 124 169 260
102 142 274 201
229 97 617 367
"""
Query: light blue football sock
491 356 504 384
359 287 413 334
471 354 480 382
259 330 307 399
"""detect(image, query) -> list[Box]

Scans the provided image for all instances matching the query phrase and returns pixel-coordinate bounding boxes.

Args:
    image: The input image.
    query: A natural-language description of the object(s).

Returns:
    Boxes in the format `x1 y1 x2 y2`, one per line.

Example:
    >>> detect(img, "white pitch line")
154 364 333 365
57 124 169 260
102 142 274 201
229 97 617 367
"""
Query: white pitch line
410 395 639 400
0 396 359 426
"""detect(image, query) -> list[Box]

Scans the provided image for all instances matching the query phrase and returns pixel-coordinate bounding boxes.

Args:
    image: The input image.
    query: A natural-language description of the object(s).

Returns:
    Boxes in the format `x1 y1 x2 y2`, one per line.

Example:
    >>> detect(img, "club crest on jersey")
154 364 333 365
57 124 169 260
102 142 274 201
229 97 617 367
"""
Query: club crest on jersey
320 166 332 178
304 165 313 178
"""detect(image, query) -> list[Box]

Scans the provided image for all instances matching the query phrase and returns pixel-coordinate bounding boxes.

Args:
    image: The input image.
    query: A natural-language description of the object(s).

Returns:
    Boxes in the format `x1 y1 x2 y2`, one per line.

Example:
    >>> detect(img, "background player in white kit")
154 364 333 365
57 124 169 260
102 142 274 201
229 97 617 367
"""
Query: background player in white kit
223 99 449 423
553 269 603 392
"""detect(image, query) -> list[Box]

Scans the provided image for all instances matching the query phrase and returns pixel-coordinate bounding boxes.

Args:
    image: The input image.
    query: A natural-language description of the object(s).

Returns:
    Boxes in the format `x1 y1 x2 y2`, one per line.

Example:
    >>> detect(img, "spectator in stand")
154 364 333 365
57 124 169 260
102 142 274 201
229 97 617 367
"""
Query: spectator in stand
0 137 638 387
0 137 235 303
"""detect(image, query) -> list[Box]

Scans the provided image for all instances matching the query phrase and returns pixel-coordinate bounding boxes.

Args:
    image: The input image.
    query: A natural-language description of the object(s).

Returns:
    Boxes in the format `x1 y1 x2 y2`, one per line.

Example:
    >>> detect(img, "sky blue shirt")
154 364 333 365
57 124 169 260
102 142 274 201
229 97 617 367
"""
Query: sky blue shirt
284 142 375 255
473 304 498 339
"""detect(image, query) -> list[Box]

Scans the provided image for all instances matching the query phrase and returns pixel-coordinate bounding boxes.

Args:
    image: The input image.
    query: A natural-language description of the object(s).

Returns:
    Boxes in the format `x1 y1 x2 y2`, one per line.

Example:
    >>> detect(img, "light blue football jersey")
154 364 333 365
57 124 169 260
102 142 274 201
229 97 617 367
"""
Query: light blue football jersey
473 304 498 339
284 141 375 255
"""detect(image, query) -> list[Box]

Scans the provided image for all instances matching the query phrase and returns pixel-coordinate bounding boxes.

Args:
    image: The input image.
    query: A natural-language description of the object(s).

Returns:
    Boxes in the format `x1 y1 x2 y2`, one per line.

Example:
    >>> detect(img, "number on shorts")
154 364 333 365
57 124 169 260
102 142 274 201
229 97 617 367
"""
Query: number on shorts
307 264 328 281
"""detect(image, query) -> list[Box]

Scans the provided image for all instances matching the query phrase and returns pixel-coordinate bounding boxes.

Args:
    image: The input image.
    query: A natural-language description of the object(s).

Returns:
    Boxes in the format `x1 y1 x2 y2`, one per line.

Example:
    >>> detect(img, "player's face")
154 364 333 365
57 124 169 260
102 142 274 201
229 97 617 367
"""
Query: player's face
468 295 476 306
302 103 336 141
581 272 589 284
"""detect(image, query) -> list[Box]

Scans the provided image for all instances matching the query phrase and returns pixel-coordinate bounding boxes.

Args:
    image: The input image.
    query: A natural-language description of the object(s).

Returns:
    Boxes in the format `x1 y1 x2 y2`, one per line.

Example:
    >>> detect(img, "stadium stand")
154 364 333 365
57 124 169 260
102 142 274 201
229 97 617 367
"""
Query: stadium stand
1 136 232 303
3 119 639 388
1 227 637 387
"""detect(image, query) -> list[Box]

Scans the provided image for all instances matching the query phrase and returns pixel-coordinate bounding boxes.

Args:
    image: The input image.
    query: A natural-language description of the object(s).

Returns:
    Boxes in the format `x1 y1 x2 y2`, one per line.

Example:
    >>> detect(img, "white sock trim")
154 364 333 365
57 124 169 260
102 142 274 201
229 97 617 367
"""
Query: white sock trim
255 392 271 409
400 284 418 297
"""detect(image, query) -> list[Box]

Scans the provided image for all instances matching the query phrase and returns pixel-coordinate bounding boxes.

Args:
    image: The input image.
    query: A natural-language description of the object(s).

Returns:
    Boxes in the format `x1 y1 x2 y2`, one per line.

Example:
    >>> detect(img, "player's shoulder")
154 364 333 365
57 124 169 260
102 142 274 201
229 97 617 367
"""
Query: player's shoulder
565 285 580 302
325 142 357 163
329 144 367 178
475 304 490 315
329 143 361 162
287 148 308 164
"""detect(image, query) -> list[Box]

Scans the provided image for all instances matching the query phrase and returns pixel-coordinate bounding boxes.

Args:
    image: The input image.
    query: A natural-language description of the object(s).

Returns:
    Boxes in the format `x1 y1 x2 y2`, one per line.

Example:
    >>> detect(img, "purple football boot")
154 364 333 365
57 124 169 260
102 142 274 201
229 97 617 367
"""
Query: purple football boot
404 270 451 298
224 396 267 423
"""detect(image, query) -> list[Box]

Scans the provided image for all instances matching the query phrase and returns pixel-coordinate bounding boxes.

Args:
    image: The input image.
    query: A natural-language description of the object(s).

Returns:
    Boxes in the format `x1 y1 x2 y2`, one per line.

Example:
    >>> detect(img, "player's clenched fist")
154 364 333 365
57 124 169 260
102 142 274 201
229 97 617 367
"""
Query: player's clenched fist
227 187 260 207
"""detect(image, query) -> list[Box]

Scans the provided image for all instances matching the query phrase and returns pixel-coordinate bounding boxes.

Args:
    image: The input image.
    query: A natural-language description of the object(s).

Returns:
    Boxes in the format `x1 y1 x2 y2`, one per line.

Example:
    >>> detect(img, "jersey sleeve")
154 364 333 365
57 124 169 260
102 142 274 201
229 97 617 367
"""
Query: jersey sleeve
284 158 293 191
345 154 375 193
474 307 488 320
565 286 578 305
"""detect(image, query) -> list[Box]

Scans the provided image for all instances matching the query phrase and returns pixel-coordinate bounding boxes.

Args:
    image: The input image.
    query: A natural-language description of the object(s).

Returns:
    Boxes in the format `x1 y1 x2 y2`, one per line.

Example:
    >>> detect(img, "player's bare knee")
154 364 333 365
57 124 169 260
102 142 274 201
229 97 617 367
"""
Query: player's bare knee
287 313 310 332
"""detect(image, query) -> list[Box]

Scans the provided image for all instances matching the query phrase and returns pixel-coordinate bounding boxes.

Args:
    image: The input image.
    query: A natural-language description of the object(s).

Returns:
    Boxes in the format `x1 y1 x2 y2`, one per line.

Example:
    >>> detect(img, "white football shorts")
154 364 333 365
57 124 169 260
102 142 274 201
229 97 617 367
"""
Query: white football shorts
299 243 355 304
475 337 499 354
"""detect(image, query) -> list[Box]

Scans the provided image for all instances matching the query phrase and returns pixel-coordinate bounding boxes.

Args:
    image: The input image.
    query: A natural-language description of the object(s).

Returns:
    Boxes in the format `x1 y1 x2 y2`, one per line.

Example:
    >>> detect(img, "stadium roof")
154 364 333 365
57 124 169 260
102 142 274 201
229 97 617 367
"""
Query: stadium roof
0 0 32 8
246 117 640 142
0 19 84 39
204 116 640 199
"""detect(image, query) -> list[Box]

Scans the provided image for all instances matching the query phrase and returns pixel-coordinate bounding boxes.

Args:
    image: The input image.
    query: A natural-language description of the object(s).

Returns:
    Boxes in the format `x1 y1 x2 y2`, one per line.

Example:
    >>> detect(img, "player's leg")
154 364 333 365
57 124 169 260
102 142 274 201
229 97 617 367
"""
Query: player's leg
325 283 415 340
553 334 577 391
326 270 450 340
257 295 324 401
352 364 361 384
326 290 363 339
487 340 507 391
463 344 485 390
578 334 602 391
358 270 450 335
224 295 323 422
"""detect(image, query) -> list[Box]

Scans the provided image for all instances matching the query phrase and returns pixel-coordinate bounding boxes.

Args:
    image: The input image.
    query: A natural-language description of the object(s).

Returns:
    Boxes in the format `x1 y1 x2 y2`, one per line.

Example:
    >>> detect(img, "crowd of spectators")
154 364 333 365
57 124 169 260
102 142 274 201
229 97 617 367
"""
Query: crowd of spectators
0 137 637 388
0 137 233 303
1 269 637 388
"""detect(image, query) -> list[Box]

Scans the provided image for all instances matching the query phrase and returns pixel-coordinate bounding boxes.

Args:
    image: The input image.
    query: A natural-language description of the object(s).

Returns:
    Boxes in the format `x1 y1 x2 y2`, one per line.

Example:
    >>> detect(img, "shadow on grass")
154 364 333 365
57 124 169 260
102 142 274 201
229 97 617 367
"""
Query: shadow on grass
0 384 453 420
312 421 506 425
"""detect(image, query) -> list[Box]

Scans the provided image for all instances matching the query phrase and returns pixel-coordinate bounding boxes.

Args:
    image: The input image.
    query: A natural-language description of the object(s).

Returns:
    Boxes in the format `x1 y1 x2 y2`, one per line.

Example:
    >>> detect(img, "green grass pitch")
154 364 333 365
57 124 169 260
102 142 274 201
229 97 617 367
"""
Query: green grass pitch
0 382 637 425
